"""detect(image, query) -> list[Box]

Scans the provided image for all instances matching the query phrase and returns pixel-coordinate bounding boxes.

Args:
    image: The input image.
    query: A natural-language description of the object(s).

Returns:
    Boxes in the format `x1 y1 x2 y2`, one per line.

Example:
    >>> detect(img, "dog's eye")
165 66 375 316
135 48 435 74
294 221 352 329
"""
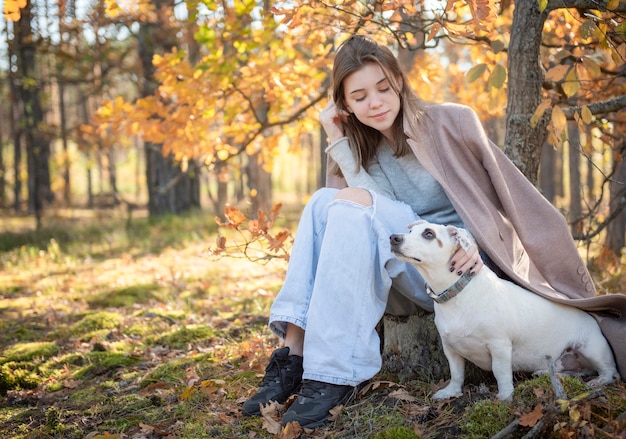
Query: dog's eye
422 229 435 240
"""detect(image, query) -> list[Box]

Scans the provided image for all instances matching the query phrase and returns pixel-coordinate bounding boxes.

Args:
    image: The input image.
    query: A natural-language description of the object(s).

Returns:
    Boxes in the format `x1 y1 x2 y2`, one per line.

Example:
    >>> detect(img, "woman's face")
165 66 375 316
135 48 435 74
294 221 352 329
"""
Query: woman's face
342 63 401 141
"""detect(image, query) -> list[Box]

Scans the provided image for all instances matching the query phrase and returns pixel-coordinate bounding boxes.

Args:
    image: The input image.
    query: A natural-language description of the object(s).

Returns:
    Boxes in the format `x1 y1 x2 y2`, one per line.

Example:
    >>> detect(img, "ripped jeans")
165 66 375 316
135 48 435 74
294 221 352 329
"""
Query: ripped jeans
269 188 434 387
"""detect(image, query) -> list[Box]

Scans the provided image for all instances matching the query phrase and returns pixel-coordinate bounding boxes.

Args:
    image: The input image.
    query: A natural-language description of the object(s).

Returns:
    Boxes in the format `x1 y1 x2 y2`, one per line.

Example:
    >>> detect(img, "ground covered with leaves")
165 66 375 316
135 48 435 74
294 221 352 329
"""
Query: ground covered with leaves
1 209 625 439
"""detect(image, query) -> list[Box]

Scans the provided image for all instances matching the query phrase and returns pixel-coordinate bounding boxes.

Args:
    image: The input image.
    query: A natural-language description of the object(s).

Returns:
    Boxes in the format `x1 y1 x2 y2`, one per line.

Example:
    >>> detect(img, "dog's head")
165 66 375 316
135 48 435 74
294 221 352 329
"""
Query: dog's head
389 220 473 270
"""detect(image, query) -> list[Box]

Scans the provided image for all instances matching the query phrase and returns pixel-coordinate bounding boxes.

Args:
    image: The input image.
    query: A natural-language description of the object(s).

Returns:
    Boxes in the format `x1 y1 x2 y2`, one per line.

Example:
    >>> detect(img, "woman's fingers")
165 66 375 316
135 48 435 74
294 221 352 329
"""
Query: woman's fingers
449 245 483 276
320 99 346 141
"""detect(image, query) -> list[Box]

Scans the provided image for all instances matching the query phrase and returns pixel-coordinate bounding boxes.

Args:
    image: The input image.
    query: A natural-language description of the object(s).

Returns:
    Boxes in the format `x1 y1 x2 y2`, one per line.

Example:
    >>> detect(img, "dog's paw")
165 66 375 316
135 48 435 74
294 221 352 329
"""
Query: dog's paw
496 391 513 401
587 373 618 388
433 387 462 400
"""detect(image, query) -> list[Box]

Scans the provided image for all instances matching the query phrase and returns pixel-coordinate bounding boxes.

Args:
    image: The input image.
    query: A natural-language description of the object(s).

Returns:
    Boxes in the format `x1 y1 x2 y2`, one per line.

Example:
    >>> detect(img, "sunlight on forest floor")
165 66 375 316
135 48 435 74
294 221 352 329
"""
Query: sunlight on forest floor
0 210 625 438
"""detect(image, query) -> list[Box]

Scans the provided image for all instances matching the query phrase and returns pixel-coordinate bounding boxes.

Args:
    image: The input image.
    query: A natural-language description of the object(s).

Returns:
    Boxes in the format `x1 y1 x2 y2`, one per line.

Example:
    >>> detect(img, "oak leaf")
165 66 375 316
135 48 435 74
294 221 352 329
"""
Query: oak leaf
280 422 303 439
519 402 543 427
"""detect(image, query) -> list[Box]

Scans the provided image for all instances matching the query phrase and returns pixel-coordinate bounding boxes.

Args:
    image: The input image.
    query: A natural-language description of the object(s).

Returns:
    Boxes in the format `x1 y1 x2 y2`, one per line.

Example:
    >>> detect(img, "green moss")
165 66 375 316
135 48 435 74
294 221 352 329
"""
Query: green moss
52 311 123 340
88 284 162 308
560 375 589 397
140 358 188 387
152 325 216 349
44 406 64 434
514 373 588 404
0 342 67 394
87 351 140 368
1 341 58 363
177 422 213 438
95 393 166 433
0 406 40 439
67 386 109 405
70 311 122 334
372 426 421 439
461 399 511 439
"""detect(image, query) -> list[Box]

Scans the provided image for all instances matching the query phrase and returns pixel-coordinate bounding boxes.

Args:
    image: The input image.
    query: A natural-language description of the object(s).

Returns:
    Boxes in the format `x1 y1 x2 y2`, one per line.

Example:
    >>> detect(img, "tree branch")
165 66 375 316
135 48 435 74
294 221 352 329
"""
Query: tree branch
563 95 626 119
546 0 626 12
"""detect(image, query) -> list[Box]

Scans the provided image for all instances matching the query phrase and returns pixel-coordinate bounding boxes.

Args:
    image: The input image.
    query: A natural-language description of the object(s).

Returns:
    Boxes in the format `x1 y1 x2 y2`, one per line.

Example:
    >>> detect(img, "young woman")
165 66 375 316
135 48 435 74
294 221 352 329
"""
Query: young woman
242 35 626 429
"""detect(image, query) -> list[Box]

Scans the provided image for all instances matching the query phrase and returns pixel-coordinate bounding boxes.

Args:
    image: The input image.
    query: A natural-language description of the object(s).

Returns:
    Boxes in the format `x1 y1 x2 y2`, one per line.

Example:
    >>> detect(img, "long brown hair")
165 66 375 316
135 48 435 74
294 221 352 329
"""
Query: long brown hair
331 35 424 175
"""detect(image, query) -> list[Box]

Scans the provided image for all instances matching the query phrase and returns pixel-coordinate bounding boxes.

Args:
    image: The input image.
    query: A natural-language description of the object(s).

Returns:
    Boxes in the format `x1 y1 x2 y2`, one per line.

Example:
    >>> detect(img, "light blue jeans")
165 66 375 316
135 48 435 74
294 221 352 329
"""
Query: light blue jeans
269 188 434 387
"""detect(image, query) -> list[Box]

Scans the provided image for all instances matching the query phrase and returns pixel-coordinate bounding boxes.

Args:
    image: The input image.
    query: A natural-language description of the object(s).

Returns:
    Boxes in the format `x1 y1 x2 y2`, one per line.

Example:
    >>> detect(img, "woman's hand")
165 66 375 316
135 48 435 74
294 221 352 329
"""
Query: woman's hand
320 100 349 143
449 244 483 277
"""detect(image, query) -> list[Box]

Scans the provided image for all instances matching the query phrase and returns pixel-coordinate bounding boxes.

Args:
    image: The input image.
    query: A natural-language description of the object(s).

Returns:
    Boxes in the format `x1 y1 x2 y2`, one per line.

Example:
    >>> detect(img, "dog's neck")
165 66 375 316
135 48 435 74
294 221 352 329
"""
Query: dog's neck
425 270 475 304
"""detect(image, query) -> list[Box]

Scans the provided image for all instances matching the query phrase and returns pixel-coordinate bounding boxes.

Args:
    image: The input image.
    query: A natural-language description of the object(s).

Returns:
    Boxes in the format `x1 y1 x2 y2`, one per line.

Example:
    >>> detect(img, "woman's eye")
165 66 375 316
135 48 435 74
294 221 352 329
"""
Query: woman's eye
379 87 390 93
355 96 366 102
422 229 435 240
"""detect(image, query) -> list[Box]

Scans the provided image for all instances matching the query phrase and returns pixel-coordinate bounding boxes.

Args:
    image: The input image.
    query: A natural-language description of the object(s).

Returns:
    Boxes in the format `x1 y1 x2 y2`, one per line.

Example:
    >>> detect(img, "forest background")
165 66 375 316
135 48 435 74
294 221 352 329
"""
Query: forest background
1 0 626 438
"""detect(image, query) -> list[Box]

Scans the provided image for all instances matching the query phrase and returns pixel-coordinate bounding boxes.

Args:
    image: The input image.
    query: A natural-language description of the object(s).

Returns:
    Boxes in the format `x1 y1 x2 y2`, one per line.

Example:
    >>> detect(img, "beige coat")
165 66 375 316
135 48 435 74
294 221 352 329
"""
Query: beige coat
326 102 626 379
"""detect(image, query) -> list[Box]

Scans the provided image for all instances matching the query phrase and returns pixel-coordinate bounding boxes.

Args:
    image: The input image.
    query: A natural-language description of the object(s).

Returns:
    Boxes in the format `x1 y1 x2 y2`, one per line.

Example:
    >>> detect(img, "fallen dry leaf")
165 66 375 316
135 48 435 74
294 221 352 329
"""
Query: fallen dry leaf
358 380 399 396
261 414 282 435
519 402 543 427
388 388 417 402
280 421 303 439
63 379 80 389
328 404 345 422
260 401 283 435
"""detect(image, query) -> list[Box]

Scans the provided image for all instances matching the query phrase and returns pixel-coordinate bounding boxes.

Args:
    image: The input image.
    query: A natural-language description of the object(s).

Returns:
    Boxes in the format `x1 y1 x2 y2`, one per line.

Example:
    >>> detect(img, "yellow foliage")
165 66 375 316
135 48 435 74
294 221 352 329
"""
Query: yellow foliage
88 0 624 188
3 0 26 21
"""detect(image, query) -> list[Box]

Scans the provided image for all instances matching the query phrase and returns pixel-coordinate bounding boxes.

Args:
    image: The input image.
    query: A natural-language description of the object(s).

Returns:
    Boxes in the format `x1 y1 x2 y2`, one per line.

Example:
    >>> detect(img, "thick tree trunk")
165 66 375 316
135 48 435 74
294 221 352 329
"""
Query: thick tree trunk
503 2 549 183
382 312 491 384
139 0 200 217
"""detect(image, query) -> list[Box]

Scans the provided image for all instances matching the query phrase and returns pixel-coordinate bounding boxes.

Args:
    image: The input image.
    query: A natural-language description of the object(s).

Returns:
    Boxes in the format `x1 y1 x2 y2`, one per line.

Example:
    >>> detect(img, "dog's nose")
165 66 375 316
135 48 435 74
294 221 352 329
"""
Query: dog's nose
389 234 403 247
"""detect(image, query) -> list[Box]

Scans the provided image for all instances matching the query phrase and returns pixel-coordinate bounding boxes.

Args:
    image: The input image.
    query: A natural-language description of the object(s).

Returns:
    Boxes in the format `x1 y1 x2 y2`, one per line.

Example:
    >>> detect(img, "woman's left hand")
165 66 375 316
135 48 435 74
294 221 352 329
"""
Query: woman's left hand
449 244 483 277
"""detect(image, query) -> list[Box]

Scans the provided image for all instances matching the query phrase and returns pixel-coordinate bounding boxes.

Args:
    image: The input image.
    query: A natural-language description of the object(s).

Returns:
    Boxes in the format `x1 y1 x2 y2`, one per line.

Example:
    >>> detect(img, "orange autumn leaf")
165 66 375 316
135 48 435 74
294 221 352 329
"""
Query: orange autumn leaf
267 231 291 252
519 402 543 427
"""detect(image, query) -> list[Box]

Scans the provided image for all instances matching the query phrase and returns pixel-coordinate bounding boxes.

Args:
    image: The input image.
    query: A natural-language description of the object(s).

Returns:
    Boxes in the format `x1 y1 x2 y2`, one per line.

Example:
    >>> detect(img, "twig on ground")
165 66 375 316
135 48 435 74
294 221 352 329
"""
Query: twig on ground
491 418 520 439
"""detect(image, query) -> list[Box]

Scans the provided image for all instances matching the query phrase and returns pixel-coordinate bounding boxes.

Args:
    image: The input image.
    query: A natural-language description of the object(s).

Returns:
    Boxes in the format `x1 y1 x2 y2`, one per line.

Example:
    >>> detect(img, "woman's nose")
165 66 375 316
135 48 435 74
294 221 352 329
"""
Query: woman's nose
369 94 383 108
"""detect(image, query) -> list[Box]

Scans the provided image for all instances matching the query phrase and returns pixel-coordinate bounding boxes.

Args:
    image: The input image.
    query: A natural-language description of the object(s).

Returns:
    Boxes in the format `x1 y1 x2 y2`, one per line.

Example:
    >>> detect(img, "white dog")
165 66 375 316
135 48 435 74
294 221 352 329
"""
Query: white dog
390 220 619 401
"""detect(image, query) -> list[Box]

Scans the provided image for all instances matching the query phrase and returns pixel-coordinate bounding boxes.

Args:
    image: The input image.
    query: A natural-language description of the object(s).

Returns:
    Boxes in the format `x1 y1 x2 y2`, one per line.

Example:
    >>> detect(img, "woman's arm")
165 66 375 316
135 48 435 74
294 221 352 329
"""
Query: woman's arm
326 137 395 198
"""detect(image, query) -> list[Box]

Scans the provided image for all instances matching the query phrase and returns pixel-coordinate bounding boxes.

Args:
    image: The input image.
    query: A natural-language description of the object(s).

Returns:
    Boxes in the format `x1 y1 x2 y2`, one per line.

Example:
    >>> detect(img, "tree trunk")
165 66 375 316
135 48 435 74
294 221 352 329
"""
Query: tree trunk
139 0 200 217
247 152 272 213
568 122 582 234
108 149 118 196
58 77 71 206
0 76 5 208
382 312 491 385
6 23 22 211
606 149 626 256
503 2 549 183
16 0 53 227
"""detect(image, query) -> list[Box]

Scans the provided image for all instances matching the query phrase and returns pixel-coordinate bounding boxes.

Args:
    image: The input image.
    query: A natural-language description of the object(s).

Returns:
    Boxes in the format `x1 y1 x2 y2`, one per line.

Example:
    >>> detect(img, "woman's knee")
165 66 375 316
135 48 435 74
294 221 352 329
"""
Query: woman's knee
334 187 372 206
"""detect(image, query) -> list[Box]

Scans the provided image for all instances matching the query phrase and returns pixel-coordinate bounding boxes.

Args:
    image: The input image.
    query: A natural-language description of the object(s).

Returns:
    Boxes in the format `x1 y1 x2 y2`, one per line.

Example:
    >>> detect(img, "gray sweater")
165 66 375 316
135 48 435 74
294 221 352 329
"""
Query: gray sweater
326 137 463 227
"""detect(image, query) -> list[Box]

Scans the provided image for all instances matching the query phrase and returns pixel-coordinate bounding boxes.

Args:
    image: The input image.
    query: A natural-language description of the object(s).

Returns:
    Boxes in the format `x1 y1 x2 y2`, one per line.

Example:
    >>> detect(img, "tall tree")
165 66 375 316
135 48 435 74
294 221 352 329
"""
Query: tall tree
13 0 53 227
137 0 200 216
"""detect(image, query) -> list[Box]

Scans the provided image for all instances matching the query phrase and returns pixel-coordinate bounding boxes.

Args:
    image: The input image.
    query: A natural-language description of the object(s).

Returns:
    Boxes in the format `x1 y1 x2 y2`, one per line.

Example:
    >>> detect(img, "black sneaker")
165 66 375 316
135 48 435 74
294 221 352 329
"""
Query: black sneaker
281 379 355 428
242 347 303 416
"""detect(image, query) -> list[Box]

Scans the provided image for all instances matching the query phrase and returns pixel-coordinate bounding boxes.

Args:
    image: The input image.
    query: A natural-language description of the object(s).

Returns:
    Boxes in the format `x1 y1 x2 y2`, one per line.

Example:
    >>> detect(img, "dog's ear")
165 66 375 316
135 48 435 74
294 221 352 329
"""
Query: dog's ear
447 226 473 251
